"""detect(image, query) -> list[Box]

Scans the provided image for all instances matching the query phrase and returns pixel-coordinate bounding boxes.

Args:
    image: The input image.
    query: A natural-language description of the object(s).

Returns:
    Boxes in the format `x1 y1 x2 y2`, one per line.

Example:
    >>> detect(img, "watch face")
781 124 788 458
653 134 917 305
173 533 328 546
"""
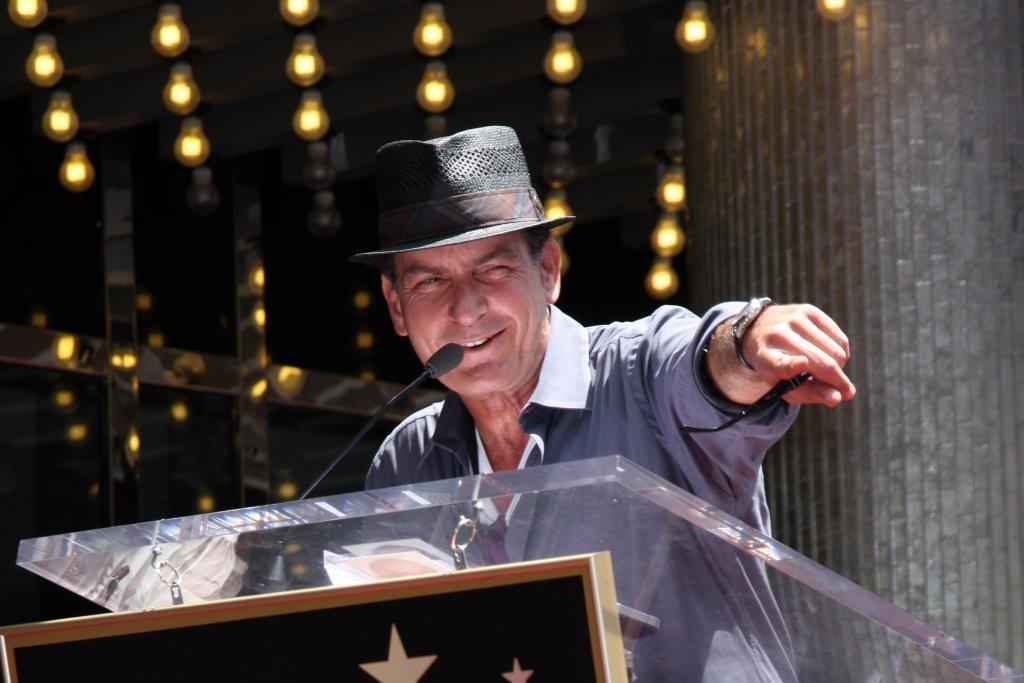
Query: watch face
735 298 771 337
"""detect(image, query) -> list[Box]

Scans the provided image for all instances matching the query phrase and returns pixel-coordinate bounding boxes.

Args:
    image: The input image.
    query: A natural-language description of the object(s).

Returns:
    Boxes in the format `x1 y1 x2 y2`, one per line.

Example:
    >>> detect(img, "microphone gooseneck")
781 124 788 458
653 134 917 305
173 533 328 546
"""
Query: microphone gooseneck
297 343 464 500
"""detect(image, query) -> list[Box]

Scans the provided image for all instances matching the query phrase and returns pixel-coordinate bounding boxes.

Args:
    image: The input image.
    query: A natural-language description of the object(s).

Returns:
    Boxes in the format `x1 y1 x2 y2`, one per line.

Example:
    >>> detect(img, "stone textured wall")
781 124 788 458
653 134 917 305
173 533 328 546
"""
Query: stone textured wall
682 0 1024 669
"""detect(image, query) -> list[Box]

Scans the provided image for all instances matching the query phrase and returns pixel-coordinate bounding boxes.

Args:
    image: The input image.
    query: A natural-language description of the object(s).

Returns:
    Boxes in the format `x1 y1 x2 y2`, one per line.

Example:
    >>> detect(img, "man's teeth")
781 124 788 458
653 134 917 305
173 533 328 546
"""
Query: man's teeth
463 338 486 347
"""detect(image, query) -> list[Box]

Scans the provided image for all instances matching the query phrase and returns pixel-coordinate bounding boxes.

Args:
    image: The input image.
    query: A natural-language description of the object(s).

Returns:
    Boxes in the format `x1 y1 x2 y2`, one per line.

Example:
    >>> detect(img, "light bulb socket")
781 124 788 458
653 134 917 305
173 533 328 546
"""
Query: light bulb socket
169 61 193 77
423 115 447 139
294 31 316 48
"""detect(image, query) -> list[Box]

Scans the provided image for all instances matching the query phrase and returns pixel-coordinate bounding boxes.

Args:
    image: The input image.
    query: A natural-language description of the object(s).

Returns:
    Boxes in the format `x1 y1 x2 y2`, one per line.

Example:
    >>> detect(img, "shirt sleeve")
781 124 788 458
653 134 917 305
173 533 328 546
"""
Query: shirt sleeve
365 440 399 491
636 304 798 504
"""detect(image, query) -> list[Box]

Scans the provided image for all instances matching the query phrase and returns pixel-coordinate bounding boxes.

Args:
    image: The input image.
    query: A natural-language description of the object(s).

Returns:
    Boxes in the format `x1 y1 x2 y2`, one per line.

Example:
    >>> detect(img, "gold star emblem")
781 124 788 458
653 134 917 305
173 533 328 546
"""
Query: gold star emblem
501 658 534 682
359 624 437 683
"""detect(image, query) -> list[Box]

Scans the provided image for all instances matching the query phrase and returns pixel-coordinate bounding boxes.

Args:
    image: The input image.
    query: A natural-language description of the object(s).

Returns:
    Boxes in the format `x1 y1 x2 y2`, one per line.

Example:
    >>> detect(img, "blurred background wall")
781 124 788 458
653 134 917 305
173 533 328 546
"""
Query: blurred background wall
683 0 1024 669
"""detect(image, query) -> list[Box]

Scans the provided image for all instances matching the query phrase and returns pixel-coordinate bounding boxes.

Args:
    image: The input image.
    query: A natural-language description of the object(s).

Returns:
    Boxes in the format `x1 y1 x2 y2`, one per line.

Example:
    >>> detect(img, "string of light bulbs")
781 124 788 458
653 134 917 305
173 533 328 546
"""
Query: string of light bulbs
645 113 687 300
413 2 454 139
11 0 98 192
280 0 341 238
541 0 586 276
150 2 221 217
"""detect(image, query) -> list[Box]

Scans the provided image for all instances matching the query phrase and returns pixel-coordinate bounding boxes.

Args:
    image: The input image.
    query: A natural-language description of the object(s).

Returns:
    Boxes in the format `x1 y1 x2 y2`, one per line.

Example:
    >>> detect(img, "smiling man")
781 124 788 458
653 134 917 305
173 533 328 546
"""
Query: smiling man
356 126 854 494
353 126 855 681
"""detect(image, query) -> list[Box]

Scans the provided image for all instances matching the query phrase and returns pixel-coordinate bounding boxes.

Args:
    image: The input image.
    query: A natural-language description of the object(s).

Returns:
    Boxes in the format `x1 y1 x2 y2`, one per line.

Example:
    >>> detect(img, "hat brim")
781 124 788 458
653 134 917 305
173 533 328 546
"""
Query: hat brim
349 215 576 265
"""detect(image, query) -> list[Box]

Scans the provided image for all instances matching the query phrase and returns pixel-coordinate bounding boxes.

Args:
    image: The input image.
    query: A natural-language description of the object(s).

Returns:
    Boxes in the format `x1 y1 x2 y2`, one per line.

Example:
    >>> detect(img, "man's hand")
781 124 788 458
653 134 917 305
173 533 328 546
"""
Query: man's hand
706 303 856 407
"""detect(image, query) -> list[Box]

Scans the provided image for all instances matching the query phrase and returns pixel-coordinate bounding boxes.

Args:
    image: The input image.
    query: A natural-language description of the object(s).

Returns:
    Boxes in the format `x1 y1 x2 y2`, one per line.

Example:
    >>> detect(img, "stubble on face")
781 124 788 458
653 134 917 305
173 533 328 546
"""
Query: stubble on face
380 232 561 408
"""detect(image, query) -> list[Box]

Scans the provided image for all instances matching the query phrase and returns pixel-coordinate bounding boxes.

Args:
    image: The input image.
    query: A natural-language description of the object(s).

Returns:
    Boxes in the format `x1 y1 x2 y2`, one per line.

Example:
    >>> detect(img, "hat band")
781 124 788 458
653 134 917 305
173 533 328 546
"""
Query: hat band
378 187 544 248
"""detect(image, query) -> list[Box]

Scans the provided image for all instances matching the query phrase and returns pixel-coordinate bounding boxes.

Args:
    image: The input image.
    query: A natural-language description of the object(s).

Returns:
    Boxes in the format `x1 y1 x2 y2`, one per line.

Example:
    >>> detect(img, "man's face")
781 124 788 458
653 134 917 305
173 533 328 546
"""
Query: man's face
381 232 561 400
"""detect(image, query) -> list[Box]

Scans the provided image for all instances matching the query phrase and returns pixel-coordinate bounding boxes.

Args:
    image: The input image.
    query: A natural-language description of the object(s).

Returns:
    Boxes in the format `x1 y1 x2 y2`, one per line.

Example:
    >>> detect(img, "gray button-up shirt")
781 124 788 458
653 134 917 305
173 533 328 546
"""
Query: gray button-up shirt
366 303 799 681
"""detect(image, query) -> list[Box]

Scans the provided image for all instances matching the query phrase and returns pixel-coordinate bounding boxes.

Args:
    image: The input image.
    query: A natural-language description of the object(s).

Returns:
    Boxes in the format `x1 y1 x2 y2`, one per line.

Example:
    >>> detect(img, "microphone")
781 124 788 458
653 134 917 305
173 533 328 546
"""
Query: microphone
297 343 464 500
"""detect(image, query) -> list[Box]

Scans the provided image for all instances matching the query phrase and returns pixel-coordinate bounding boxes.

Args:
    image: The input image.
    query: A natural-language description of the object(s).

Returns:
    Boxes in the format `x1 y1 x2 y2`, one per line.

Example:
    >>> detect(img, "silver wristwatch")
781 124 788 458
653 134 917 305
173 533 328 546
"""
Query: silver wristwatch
732 297 773 370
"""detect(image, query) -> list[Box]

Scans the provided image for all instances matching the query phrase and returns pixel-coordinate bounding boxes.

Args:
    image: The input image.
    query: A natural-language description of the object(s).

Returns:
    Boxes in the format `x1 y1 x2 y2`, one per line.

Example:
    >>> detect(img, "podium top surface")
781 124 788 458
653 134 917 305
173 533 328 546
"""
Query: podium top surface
15 455 1022 682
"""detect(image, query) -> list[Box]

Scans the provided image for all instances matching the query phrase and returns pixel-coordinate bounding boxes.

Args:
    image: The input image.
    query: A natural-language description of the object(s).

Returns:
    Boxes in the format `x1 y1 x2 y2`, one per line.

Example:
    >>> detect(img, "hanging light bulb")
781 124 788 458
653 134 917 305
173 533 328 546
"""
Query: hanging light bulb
8 0 47 27
30 308 47 327
416 60 455 114
303 140 335 190
246 266 265 297
543 30 582 85
307 190 341 237
151 3 190 58
656 165 686 211
355 329 374 350
53 387 75 409
67 422 88 443
286 32 325 87
169 399 189 423
279 0 318 26
645 259 679 299
110 346 138 370
544 189 574 237
25 33 63 87
125 425 141 461
543 189 571 220
292 89 330 141
650 213 686 257
546 0 586 25
195 490 216 513
271 365 307 398
676 1 715 54
42 90 79 143
412 3 453 57
52 334 78 364
186 166 220 216
249 378 268 400
815 0 855 21
136 290 153 311
174 116 210 167
162 62 200 116
59 142 95 192
352 289 372 311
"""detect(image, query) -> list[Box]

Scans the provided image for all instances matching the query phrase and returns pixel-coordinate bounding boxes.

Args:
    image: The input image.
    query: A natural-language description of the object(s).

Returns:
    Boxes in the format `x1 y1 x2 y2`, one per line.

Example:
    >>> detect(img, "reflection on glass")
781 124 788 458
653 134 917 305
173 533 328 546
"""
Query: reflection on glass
268 404 397 501
0 363 105 625
137 386 238 520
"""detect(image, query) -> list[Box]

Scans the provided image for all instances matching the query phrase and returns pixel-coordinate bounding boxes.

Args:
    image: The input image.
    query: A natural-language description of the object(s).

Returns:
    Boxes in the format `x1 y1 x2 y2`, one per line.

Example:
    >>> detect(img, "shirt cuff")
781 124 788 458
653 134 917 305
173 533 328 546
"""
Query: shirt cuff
690 301 752 414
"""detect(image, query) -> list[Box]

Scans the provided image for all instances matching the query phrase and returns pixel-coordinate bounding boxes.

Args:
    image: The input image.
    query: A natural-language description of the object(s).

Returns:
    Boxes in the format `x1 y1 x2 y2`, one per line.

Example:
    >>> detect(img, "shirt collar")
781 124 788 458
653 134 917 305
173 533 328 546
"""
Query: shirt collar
525 304 592 411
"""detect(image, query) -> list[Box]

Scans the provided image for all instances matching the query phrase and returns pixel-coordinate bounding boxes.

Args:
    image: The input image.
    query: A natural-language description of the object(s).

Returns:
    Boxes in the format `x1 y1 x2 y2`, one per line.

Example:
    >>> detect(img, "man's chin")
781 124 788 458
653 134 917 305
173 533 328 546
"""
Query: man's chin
440 366 509 398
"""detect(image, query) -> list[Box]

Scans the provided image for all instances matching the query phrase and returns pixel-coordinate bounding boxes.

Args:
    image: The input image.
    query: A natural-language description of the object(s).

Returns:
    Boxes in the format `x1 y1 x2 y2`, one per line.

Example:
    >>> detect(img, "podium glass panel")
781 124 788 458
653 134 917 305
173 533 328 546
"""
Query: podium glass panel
16 456 1021 681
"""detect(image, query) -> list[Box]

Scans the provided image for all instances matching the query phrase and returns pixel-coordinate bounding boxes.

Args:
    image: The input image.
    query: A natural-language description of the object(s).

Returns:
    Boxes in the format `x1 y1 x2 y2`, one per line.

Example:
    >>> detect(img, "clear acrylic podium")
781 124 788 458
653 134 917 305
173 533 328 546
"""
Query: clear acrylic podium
15 456 1021 682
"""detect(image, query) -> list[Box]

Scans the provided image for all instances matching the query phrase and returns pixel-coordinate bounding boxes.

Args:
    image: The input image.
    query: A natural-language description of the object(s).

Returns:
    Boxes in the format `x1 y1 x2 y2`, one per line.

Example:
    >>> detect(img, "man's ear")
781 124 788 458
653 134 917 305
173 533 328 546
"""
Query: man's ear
539 236 561 304
380 273 409 337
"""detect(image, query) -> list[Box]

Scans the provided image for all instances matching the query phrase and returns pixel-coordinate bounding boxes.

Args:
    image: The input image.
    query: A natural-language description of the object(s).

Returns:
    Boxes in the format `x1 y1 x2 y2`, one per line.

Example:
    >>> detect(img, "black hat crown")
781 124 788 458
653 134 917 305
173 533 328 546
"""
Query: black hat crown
351 125 574 263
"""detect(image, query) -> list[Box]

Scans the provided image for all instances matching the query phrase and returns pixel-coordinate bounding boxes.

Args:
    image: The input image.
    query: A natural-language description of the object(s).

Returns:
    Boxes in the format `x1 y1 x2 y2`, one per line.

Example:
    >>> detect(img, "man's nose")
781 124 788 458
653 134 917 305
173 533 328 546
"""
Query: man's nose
448 279 487 326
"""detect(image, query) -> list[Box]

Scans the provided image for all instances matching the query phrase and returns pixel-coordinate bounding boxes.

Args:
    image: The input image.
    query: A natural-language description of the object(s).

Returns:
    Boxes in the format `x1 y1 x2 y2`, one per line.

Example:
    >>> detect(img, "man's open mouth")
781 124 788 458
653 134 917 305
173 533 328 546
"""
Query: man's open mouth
458 329 503 350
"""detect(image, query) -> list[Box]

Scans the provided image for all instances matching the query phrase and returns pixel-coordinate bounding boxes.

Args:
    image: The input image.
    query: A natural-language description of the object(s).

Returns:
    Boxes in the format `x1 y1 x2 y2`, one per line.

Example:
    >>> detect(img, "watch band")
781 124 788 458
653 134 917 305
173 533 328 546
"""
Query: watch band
732 297 773 370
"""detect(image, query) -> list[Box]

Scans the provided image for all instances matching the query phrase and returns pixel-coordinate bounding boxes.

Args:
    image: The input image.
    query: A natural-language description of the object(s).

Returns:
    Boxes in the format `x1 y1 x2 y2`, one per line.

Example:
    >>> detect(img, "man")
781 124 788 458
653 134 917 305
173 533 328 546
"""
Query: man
354 126 855 680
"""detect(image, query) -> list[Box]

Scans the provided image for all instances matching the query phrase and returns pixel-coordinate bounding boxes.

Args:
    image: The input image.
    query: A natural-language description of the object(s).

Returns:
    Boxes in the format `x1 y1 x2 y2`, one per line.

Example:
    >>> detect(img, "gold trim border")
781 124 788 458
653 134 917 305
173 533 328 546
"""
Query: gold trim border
2 552 626 682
